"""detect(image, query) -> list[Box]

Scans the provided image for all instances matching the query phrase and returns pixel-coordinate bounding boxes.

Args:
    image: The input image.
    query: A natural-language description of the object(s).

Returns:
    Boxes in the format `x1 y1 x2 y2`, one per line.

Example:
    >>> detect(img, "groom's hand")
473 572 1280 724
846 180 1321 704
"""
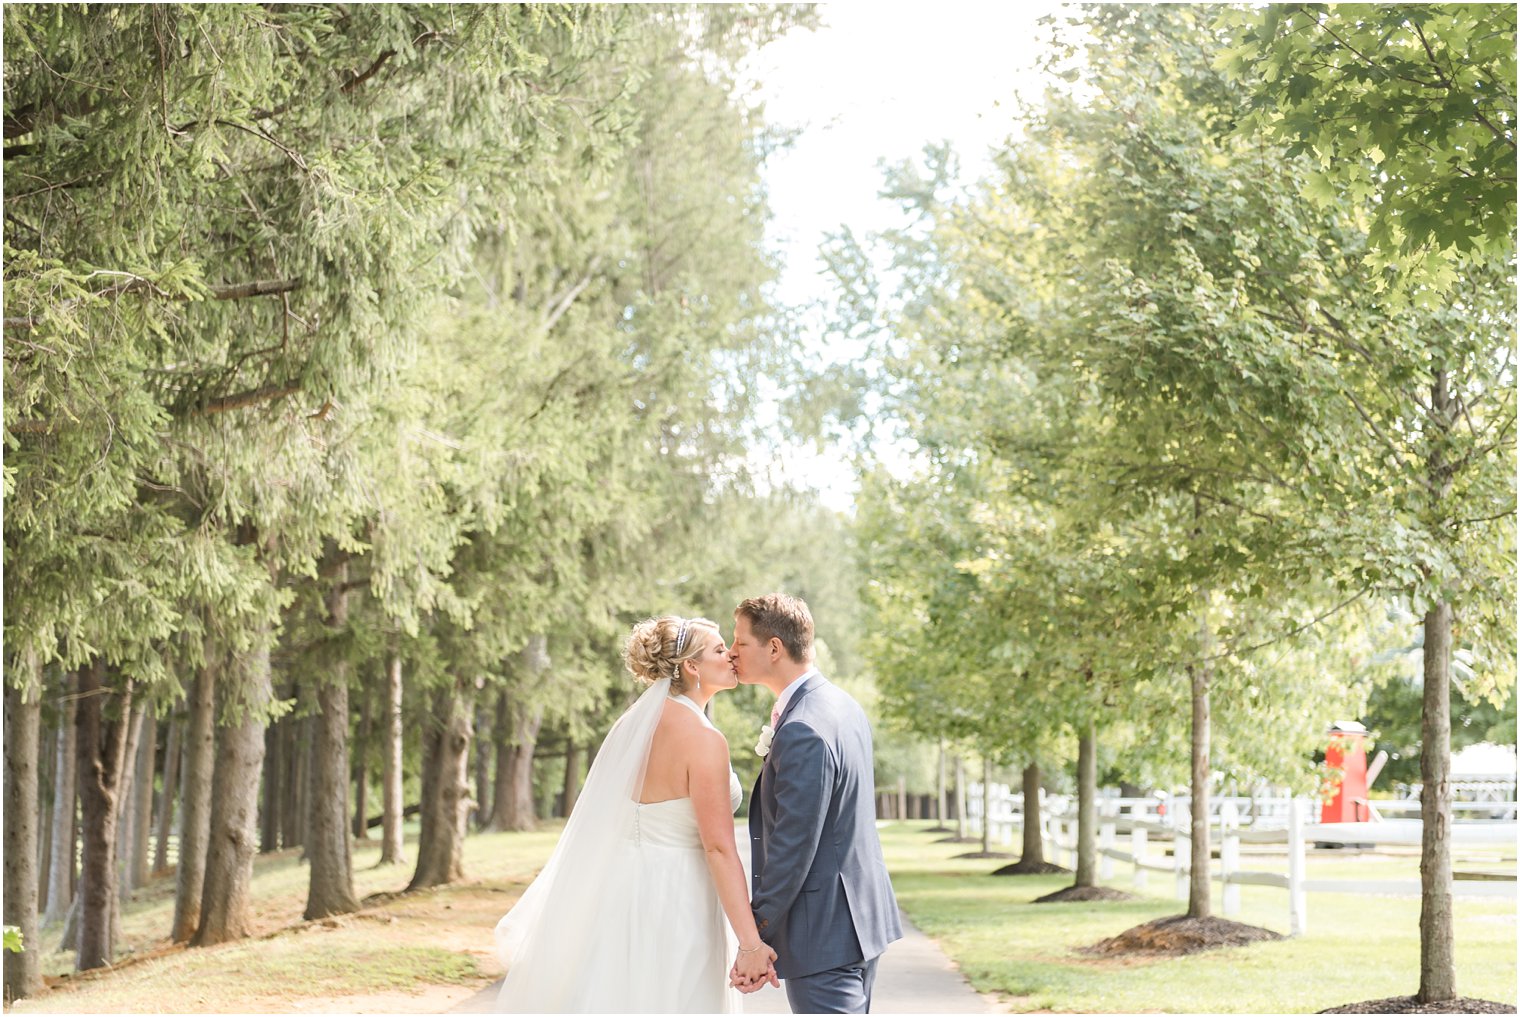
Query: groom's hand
728 967 778 995
729 944 779 993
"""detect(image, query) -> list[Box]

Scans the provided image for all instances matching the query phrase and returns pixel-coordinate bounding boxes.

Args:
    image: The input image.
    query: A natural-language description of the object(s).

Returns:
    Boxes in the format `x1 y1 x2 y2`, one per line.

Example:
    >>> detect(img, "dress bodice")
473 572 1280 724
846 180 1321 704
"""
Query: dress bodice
632 696 743 848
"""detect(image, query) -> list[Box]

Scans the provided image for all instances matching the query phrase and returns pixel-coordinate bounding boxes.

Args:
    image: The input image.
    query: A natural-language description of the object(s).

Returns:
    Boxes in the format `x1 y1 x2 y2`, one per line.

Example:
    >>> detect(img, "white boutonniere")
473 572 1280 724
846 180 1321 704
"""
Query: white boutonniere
755 723 775 758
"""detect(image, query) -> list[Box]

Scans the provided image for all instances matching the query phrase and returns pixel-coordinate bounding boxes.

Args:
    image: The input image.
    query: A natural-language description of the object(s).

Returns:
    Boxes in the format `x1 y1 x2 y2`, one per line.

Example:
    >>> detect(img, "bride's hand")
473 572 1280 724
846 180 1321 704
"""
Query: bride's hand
730 943 778 992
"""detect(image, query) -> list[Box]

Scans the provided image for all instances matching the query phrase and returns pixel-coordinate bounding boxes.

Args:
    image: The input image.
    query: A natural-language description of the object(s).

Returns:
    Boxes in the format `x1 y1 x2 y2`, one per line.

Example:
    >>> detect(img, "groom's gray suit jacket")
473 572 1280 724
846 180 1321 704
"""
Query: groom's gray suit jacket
749 673 903 980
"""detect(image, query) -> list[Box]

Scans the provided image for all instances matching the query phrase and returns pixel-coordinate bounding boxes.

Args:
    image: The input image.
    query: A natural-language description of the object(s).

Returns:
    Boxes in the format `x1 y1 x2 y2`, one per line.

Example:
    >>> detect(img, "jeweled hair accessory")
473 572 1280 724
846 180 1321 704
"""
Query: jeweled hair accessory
673 619 692 658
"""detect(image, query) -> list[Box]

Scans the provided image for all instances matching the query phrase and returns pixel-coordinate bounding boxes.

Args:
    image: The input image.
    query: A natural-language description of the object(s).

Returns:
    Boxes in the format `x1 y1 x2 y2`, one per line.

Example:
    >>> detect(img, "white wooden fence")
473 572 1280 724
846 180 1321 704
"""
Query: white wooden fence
966 785 1517 936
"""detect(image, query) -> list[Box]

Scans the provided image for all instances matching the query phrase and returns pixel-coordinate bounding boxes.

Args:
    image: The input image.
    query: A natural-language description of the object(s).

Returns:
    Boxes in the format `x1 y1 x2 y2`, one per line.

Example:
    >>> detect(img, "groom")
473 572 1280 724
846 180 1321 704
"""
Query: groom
729 593 902 1014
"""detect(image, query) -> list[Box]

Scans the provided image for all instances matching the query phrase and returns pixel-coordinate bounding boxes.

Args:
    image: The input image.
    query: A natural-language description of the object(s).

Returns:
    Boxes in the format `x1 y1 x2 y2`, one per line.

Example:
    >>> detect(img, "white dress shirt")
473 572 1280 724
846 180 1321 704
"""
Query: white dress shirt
770 667 820 728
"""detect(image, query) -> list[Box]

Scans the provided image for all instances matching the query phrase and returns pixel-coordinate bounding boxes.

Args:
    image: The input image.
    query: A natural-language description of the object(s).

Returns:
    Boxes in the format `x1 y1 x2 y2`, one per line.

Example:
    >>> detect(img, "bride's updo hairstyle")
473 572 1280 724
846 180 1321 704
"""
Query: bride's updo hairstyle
624 616 717 695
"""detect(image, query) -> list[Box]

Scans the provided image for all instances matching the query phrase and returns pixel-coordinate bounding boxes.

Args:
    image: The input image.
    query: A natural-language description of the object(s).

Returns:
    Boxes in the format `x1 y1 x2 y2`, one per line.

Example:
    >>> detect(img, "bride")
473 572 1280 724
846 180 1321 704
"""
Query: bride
494 616 777 1012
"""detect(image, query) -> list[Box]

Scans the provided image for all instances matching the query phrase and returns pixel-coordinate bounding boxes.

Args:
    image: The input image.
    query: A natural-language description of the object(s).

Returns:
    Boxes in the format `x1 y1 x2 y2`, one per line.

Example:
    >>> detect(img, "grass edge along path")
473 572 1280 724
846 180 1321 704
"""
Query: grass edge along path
878 820 1517 1014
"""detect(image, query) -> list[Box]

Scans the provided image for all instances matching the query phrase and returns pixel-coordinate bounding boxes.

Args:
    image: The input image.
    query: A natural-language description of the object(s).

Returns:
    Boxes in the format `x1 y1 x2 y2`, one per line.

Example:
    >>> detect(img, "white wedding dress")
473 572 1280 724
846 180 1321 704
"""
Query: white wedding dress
495 683 744 1013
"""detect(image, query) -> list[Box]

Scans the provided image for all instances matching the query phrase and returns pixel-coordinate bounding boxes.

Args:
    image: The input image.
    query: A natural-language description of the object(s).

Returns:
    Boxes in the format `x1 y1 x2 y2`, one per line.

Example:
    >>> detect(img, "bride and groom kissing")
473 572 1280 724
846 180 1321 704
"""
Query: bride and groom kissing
494 593 902 1014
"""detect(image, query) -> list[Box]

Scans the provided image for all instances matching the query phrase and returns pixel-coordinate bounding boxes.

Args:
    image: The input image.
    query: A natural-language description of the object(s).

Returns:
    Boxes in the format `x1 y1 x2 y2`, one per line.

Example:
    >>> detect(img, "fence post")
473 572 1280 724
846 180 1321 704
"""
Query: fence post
1288 797 1307 936
1132 825 1148 892
1173 800 1190 901
1220 801 1240 917
1099 800 1115 881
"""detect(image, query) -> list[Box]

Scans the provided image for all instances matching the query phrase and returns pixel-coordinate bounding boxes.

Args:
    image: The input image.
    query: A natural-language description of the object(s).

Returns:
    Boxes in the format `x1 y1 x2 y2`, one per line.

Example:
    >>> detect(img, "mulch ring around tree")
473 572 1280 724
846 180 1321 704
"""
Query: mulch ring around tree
1320 997 1516 1014
1033 884 1136 903
991 859 1070 876
1084 914 1283 956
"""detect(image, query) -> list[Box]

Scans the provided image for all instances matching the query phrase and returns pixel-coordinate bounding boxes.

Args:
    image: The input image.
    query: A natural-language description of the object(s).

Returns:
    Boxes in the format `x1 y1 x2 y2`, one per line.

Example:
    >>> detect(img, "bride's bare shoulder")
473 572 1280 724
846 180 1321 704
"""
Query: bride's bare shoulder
657 699 702 732
658 701 727 749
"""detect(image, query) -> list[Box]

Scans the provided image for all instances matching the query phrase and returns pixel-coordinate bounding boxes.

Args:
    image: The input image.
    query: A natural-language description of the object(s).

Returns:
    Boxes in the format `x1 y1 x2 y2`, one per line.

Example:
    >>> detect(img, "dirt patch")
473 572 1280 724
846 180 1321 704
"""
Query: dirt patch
953 850 1017 860
934 835 982 844
14 880 516 1013
1085 914 1283 956
1320 997 1516 1014
1033 884 1136 903
991 859 1070 876
287 984 485 1014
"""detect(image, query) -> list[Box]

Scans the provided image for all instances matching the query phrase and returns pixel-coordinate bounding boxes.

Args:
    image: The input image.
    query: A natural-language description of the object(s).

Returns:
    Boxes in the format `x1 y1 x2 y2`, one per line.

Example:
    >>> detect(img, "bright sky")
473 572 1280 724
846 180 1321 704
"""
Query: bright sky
740 2 1069 512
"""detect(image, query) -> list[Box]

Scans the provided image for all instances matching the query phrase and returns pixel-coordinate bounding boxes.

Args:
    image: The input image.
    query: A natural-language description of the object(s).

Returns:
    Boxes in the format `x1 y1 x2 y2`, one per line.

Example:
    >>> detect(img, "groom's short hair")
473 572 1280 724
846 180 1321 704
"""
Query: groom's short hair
735 593 814 664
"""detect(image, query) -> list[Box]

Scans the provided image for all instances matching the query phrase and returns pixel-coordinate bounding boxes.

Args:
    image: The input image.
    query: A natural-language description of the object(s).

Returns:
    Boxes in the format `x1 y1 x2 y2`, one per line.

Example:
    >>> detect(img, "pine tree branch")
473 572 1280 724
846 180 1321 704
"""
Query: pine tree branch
341 51 397 94
192 382 304 416
211 278 302 301
1199 586 1372 665
8 377 310 436
542 258 601 332
4 278 302 329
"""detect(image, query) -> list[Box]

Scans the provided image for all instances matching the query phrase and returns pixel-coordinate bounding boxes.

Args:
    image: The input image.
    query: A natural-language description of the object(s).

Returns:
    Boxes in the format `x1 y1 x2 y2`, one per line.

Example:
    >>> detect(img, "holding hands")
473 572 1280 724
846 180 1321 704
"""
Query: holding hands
729 942 779 994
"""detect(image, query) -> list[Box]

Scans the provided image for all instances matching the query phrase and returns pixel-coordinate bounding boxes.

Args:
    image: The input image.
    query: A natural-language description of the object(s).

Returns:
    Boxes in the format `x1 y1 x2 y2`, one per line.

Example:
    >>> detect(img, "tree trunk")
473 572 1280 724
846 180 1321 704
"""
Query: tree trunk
115 748 132 900
74 661 138 971
129 709 157 891
261 715 283 853
1417 366 1457 1003
954 755 967 839
172 654 217 943
1075 722 1097 888
934 739 948 827
280 679 301 851
562 739 582 817
352 678 372 841
407 676 473 890
489 689 512 832
192 626 273 947
298 712 314 861
481 709 498 827
980 757 993 855
37 720 53 917
471 699 490 827
1188 652 1213 919
306 676 358 917
112 703 149 904
1418 601 1456 1001
499 635 549 833
304 555 360 920
282 688 311 856
1021 762 1044 864
43 672 78 928
380 654 406 865
503 699 545 832
57 893 80 954
153 713 181 876
3 657 43 999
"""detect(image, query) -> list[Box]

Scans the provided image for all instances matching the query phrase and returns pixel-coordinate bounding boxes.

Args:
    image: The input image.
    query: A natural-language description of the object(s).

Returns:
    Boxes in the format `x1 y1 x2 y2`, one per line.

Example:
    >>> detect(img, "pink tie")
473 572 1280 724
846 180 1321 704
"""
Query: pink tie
770 702 781 728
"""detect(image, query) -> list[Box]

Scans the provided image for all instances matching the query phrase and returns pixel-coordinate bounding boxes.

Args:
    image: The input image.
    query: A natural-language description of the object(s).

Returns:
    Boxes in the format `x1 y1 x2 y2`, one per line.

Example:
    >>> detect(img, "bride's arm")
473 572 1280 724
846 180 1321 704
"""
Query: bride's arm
690 730 777 986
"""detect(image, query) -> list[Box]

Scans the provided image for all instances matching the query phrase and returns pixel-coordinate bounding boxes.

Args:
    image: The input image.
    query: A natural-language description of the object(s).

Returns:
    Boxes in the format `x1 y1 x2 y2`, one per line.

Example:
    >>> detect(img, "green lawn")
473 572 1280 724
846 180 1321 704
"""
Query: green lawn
20 818 1514 1013
880 820 1518 1014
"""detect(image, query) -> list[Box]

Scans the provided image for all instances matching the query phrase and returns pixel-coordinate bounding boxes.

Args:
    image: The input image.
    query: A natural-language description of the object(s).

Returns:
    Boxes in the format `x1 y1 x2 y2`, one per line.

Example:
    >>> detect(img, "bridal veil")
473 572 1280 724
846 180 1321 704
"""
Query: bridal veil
493 677 670 1010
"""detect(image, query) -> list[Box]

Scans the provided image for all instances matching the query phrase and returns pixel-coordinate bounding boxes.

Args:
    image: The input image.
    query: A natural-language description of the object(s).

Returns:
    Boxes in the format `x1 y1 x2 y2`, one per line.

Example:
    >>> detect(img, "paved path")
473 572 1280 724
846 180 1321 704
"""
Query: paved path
452 907 994 1014
734 907 996 1015
452 833 995 1014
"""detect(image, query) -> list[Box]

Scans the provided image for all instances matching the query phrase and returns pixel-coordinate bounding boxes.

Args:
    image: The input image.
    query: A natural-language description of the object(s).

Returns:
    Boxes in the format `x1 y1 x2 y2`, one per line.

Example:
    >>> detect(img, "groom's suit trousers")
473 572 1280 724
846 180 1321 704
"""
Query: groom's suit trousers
785 955 879 1014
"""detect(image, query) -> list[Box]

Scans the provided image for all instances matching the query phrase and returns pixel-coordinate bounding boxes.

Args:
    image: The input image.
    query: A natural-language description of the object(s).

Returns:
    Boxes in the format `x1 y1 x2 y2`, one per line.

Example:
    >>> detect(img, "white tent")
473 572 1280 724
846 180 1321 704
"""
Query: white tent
1450 742 1518 777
